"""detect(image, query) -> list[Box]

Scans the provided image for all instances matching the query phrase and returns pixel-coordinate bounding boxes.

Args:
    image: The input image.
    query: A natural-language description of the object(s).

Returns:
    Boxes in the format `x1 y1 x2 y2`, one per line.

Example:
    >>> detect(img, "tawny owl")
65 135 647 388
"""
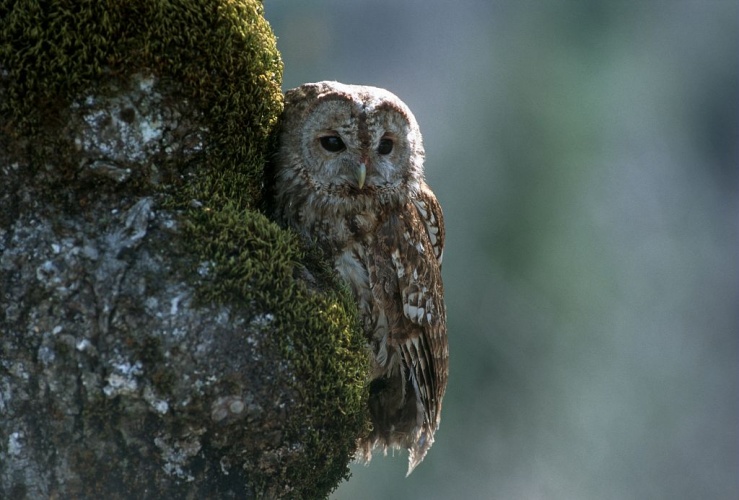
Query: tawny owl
272 81 447 475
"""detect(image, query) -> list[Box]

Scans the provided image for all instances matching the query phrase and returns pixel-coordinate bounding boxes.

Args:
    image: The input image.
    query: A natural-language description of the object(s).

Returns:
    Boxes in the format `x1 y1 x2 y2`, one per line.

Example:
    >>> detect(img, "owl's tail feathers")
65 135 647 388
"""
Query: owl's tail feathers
354 418 435 476
355 374 439 475
406 423 435 476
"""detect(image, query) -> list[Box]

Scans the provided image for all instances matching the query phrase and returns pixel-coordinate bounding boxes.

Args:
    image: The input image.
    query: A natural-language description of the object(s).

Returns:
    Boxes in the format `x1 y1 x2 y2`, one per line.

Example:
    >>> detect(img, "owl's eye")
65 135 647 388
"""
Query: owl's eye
377 138 394 155
320 135 346 152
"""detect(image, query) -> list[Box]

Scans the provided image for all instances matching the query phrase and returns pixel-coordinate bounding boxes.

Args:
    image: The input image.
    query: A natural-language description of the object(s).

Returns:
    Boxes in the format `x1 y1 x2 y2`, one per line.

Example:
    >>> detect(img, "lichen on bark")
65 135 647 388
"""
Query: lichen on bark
0 1 369 498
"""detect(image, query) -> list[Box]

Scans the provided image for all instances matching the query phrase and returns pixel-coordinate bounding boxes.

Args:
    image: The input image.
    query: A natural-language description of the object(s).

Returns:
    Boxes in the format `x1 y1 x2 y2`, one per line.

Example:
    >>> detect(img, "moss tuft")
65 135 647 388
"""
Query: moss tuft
1 0 282 206
190 204 370 496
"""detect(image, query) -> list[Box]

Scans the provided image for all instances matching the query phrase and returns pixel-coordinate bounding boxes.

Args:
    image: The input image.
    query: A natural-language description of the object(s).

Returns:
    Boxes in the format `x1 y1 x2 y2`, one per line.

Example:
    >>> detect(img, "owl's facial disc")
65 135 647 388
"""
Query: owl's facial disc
312 105 407 193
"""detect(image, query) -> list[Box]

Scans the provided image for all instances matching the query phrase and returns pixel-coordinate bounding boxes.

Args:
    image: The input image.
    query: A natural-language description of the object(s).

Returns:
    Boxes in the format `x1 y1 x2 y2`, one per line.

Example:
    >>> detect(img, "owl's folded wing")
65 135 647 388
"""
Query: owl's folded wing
368 184 448 474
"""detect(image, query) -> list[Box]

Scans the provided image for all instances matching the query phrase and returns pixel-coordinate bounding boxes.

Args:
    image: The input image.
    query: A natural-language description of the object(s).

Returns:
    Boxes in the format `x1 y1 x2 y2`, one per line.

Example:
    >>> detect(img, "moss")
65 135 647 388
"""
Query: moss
1 0 281 206
1 1 369 497
191 204 370 496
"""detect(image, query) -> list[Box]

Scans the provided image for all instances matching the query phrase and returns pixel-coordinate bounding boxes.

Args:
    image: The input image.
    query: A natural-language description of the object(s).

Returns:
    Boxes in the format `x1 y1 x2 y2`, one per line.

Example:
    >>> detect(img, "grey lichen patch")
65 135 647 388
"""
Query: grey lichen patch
71 73 205 186
210 394 260 423
74 75 163 160
154 433 204 482
103 357 144 398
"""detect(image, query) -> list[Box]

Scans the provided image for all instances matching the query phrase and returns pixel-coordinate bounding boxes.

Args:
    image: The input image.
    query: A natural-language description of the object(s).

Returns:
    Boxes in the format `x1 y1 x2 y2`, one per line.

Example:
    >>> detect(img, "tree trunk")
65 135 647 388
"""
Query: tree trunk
0 2 368 498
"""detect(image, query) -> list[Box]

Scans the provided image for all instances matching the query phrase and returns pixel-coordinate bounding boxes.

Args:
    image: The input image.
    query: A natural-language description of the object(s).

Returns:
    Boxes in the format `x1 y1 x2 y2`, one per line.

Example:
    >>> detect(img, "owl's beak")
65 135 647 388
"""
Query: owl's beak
355 162 367 189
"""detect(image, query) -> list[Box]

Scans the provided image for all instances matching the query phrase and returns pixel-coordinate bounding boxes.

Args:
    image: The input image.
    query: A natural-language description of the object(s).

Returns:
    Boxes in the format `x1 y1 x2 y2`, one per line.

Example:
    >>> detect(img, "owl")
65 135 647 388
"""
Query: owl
272 81 447 475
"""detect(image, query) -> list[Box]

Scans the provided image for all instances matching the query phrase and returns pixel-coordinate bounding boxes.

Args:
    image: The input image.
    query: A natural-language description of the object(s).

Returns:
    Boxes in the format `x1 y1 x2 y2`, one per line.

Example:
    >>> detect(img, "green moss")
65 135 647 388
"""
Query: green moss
1 1 369 497
191 204 370 496
1 0 282 206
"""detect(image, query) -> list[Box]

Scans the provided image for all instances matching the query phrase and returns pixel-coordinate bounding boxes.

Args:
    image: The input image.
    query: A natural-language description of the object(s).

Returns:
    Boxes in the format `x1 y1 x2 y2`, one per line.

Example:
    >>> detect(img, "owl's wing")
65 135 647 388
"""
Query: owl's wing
368 182 447 474
402 183 447 429
412 182 445 269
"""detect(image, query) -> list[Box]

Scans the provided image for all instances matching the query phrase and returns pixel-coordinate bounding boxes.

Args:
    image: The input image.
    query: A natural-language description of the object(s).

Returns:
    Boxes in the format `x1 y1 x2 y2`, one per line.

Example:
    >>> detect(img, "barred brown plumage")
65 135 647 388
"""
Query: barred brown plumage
272 81 448 475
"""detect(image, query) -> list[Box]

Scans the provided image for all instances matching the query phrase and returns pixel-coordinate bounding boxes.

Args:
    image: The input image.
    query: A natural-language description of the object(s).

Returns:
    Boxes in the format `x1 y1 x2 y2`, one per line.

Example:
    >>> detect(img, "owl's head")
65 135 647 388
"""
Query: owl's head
274 81 425 216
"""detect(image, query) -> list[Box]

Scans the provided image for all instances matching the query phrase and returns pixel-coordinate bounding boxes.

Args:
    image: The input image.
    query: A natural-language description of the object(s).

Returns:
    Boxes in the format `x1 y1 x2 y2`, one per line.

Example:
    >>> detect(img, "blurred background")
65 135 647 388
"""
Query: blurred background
264 2 737 499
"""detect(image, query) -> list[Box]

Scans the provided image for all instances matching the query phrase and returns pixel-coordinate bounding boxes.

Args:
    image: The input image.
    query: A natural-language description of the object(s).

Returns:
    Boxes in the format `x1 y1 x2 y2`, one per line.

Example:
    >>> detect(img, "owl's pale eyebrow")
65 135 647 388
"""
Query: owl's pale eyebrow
375 101 408 118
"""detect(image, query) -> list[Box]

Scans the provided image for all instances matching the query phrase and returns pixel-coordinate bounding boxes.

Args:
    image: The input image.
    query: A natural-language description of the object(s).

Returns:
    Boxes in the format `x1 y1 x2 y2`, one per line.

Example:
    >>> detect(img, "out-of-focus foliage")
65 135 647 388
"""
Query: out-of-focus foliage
266 1 737 499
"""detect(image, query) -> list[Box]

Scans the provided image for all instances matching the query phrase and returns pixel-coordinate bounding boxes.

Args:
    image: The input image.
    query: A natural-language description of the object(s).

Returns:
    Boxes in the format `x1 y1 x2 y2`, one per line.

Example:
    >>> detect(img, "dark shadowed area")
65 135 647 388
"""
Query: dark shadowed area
265 1 737 499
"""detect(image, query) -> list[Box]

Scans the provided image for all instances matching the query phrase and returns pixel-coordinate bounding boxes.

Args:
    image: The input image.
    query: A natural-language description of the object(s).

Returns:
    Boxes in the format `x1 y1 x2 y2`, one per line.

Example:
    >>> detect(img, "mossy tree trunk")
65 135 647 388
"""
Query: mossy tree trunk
0 1 368 498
